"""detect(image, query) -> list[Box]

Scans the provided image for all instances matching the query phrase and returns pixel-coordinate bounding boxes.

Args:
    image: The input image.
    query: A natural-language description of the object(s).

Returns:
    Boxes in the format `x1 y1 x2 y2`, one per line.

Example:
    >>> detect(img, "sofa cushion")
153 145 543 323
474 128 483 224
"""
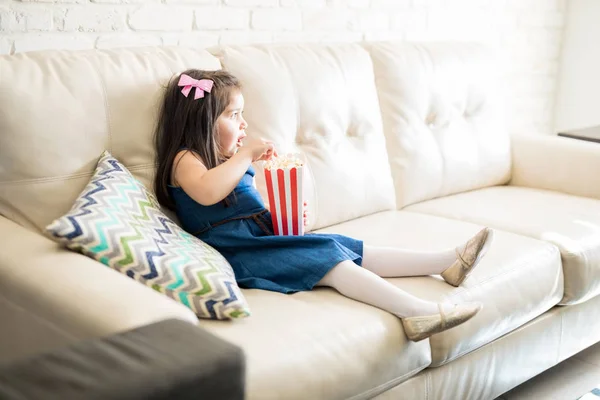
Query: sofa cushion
317 210 563 367
46 151 250 321
405 186 600 305
200 287 431 400
365 42 511 208
211 43 396 231
0 47 220 232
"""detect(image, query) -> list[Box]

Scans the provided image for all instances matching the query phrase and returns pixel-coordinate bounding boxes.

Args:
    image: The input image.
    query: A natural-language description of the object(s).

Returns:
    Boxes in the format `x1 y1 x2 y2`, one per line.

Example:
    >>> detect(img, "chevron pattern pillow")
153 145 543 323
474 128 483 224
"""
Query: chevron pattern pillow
46 151 250 320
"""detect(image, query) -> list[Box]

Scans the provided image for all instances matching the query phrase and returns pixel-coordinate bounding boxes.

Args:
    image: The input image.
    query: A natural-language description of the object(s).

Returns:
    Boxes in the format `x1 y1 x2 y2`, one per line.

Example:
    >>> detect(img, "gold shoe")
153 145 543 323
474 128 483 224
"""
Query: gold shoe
401 302 483 342
441 227 493 287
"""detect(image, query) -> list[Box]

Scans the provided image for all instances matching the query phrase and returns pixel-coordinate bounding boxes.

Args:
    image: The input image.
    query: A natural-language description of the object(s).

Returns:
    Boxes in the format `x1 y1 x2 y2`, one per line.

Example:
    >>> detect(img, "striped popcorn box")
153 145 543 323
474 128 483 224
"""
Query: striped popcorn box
263 154 304 236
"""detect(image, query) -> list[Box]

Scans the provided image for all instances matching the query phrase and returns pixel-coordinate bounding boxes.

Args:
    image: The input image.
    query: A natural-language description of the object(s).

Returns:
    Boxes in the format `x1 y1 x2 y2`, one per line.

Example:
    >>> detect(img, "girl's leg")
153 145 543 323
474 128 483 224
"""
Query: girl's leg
362 228 494 280
317 260 449 318
362 245 458 277
317 260 482 341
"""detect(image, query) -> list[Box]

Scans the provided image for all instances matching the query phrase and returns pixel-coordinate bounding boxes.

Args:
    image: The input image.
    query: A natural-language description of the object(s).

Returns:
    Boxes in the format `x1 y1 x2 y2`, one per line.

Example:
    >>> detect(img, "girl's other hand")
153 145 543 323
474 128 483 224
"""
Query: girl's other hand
303 200 309 228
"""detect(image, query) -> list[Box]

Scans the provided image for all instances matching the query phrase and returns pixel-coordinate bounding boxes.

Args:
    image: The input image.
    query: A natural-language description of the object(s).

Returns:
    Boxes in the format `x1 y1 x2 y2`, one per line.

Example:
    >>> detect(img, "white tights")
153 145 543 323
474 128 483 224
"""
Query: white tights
316 244 464 318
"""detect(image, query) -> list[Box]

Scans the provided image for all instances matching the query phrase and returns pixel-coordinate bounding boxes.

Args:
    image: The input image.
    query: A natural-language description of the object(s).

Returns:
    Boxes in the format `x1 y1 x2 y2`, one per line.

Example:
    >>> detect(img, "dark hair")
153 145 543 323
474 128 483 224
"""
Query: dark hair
154 69 242 210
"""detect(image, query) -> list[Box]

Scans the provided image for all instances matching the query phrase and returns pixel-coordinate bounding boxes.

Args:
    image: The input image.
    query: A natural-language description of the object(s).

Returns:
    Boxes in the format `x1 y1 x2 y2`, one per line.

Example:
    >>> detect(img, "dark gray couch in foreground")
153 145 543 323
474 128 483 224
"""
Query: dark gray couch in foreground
0 319 244 400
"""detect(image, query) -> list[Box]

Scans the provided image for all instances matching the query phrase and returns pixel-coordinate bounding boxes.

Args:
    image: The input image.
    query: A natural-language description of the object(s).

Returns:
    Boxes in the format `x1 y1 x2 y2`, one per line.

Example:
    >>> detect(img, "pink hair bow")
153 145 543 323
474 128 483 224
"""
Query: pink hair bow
177 74 214 100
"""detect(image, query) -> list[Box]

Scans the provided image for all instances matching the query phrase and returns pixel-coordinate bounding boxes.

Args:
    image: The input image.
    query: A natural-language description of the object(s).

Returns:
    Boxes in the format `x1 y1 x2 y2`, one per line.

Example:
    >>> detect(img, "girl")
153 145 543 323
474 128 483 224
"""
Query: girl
154 69 493 342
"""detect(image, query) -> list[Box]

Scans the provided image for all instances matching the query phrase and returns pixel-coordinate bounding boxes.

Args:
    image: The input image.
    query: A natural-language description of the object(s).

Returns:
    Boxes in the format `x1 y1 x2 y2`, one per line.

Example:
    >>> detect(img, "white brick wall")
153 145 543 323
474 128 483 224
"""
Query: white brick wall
0 0 566 135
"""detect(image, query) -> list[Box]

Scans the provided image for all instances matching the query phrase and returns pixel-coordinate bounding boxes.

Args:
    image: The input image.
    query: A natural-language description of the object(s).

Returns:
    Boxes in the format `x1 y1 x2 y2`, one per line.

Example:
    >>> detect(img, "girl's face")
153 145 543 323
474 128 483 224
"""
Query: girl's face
216 90 248 158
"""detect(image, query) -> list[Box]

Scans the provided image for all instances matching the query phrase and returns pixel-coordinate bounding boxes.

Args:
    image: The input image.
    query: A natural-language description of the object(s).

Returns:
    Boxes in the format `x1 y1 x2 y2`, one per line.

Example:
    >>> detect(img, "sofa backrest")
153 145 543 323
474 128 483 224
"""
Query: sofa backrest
366 42 512 207
0 42 510 232
212 44 397 230
0 47 220 231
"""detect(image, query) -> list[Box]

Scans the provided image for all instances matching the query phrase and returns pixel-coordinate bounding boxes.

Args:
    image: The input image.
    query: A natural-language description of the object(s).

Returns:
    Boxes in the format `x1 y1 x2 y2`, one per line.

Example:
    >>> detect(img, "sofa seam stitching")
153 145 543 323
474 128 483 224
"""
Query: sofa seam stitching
423 369 428 400
90 60 113 154
346 363 429 400
0 163 157 186
556 310 563 362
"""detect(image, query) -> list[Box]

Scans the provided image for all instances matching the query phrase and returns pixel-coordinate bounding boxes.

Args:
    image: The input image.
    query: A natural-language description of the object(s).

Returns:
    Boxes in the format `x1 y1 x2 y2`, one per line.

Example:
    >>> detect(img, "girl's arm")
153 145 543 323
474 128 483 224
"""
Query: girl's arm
174 150 253 206
174 140 275 206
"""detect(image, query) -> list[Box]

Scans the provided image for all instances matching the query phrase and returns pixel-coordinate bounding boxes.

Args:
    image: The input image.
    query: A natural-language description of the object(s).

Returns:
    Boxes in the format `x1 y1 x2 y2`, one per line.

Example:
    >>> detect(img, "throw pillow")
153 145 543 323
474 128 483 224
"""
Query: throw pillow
46 151 250 320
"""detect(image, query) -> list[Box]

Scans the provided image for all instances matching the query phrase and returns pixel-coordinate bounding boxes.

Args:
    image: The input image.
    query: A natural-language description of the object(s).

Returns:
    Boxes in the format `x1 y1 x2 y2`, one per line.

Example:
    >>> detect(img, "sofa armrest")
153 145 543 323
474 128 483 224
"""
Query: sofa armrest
510 134 600 200
0 216 198 364
0 318 245 400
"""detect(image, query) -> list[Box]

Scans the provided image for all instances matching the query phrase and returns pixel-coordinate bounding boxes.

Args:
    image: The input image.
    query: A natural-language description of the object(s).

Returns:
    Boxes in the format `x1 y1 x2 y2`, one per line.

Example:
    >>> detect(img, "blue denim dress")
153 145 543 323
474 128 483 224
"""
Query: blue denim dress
168 165 363 294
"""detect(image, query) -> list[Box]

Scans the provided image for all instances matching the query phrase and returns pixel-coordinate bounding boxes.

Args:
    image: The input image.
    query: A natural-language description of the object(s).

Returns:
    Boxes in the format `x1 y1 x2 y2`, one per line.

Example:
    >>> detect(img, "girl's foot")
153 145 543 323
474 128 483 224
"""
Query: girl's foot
441 228 494 287
401 302 483 342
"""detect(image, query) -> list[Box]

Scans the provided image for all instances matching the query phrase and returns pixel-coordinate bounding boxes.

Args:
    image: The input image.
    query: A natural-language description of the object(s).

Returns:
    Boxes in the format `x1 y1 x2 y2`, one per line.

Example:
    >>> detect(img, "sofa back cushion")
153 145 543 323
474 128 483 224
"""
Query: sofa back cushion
0 47 220 231
366 42 511 207
211 44 396 230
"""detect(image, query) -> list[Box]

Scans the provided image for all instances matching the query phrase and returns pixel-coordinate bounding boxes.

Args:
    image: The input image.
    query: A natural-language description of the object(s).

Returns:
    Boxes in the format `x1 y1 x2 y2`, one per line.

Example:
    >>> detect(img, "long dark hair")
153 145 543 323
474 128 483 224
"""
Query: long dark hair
154 69 242 210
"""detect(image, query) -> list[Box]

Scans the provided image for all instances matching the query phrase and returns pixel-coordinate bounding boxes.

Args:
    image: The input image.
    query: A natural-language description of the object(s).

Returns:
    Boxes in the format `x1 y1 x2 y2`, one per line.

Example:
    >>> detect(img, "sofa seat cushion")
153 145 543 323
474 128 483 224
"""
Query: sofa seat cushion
200 288 430 400
405 186 600 305
317 211 563 367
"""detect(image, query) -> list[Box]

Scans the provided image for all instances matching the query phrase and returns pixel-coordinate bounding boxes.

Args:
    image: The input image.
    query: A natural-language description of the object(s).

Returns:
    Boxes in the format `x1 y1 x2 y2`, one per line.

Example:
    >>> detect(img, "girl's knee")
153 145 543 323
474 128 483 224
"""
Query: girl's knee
316 259 359 287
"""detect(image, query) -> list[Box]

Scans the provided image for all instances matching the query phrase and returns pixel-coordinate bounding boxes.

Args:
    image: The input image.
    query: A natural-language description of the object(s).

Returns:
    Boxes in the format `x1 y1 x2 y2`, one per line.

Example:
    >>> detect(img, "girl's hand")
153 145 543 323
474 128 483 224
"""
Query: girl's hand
303 200 309 228
241 137 277 162
256 141 277 161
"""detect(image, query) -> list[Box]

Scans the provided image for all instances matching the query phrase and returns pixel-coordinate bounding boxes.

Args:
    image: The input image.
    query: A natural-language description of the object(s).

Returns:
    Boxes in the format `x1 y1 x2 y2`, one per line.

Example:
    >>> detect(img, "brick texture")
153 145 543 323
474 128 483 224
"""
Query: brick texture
0 0 566 135
252 9 301 30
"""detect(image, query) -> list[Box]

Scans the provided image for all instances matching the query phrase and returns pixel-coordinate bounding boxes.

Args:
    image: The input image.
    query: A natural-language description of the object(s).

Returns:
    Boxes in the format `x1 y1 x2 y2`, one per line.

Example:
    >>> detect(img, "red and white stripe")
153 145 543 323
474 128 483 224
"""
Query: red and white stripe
264 166 304 236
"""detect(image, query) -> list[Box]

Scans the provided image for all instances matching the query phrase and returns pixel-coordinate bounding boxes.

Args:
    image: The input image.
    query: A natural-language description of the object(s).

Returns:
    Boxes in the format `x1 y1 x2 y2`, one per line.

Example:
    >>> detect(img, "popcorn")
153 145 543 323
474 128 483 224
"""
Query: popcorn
263 153 304 170
263 154 305 236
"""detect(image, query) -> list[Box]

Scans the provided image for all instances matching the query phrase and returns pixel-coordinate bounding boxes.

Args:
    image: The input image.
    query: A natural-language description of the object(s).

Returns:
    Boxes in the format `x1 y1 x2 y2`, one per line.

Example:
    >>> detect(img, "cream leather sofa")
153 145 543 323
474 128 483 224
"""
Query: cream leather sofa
1 42 600 400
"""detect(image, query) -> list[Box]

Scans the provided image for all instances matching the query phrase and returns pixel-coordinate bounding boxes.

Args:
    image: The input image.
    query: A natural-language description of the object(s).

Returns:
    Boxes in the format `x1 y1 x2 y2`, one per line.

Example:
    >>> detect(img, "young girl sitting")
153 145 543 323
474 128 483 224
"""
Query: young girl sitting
153 69 494 342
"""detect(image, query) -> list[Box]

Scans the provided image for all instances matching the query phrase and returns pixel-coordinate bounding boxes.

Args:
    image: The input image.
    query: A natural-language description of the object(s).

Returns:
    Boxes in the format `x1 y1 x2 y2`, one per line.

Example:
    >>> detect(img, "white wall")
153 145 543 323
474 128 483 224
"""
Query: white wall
0 0 566 135
554 0 600 133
